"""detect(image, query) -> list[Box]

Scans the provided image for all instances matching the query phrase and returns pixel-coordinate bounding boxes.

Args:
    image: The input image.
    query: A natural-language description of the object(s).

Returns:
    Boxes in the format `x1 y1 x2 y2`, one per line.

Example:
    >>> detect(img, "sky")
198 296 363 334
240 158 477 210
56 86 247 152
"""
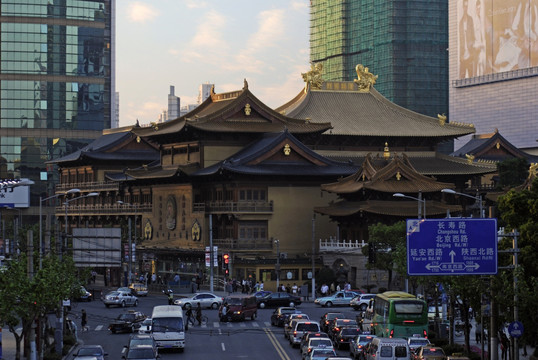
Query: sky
116 0 310 127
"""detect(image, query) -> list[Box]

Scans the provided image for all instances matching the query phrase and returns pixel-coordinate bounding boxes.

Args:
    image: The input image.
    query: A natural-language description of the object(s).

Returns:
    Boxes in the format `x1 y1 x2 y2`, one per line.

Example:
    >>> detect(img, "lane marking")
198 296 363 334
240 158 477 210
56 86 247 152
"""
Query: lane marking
94 325 103 331
264 328 290 360
221 342 226 351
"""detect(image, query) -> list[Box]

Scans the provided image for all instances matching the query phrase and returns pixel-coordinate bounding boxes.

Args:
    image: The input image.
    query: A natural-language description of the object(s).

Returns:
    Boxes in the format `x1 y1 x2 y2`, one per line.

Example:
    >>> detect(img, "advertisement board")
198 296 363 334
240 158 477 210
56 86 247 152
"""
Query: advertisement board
457 0 538 79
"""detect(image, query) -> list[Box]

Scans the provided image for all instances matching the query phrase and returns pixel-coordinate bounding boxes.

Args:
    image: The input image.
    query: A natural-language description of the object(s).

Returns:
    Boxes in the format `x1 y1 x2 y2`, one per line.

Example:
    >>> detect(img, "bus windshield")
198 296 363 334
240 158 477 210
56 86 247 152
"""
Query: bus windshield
394 301 424 315
152 317 184 332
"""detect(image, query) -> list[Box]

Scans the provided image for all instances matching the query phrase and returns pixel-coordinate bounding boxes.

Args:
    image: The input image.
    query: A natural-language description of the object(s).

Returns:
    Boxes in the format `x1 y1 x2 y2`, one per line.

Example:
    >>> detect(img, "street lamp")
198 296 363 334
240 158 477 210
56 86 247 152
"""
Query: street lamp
393 191 426 219
274 239 280 290
117 201 138 285
441 189 483 218
39 188 80 269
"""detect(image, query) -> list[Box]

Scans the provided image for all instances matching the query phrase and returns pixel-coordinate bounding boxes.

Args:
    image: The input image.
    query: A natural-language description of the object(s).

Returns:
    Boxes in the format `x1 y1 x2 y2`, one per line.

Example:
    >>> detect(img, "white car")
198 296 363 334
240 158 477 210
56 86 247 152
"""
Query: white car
173 292 223 309
138 317 152 334
103 290 138 308
350 293 376 311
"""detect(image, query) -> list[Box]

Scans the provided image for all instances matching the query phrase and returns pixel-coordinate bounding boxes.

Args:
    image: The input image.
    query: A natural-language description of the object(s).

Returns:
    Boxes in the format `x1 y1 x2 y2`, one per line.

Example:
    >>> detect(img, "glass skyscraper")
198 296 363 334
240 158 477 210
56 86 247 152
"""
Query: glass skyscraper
310 0 448 119
0 0 115 204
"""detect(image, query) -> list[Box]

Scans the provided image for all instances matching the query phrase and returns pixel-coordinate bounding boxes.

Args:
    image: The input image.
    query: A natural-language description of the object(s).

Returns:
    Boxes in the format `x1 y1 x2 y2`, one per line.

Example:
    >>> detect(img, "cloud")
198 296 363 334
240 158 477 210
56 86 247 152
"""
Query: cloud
127 2 159 23
190 10 228 48
185 0 207 9
291 1 308 11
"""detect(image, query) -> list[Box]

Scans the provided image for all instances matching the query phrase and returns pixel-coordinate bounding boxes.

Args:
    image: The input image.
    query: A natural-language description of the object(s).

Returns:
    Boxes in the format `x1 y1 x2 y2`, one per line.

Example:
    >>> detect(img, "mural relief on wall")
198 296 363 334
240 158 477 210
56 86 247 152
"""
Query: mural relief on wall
166 195 177 230
458 0 538 79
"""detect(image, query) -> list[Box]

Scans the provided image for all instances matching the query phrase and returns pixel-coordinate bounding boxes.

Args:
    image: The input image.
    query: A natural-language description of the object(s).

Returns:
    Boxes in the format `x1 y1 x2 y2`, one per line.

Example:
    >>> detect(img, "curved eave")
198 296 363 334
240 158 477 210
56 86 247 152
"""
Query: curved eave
188 121 331 134
314 200 462 217
194 163 356 177
124 163 200 180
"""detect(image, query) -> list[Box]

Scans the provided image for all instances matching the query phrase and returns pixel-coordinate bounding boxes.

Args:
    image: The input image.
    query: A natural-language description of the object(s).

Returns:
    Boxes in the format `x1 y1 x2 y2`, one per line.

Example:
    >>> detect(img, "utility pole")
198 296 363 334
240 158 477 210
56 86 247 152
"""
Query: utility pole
27 230 36 360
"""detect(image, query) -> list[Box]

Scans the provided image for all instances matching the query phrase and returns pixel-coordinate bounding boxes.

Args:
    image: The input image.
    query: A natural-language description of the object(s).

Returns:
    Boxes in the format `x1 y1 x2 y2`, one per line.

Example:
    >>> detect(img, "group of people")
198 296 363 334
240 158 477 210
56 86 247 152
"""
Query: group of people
185 303 203 326
319 281 352 296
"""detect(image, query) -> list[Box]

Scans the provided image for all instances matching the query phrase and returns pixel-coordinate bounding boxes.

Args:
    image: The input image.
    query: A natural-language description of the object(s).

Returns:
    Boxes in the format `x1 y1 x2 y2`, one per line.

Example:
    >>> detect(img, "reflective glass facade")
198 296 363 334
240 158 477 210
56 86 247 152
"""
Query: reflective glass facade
310 0 448 119
0 0 114 203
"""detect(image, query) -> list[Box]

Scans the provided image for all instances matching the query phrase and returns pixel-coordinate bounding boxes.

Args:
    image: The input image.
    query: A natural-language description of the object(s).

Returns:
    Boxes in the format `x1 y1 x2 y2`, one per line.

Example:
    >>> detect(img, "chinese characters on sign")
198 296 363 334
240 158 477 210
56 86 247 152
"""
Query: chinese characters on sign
407 218 497 276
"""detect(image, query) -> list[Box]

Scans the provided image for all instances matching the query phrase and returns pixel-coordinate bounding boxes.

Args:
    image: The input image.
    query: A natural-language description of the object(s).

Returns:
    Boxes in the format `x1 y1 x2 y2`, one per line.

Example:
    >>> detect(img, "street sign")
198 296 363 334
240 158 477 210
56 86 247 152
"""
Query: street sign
508 321 524 338
407 218 498 276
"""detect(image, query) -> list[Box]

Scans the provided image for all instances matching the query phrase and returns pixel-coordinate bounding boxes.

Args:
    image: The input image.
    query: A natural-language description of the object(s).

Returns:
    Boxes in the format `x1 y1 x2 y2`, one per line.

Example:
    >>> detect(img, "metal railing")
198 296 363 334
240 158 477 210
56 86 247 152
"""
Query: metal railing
56 181 120 192
192 201 273 214
212 238 273 251
55 203 153 215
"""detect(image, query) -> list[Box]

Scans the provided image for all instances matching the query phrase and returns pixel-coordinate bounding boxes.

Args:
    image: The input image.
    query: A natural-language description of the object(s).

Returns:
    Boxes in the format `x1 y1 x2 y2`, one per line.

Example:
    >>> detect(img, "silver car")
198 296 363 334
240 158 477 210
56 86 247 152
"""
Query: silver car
103 290 139 308
173 292 223 309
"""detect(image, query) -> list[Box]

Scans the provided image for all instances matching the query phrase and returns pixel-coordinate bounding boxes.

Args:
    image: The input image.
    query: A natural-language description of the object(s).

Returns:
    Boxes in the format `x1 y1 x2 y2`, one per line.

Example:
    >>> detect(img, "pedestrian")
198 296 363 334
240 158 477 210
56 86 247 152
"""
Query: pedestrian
260 281 264 291
151 273 157 284
330 282 335 294
321 283 329 296
195 303 203 326
281 284 286 292
81 309 88 331
292 283 298 295
475 322 482 343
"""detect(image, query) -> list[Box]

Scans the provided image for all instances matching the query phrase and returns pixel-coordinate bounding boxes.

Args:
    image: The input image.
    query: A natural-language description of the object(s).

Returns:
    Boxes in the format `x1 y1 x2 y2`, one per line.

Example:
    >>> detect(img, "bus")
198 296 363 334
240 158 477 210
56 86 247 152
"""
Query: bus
370 291 428 339
151 305 185 351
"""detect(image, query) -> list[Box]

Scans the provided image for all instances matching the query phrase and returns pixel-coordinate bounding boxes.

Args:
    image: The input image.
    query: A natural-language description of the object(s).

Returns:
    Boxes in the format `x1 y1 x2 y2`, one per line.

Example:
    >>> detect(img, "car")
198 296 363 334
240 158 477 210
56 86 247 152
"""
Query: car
270 307 299 327
108 310 147 333
122 334 158 357
73 344 108 360
252 290 272 299
222 295 258 321
306 346 337 360
412 346 447 360
349 334 377 360
118 287 138 296
329 318 359 340
122 344 160 360
320 312 344 333
407 336 431 353
300 332 330 354
257 292 302 308
283 313 310 339
334 327 362 349
289 320 322 347
314 291 359 307
103 290 139 308
129 283 148 296
173 292 223 309
301 336 334 360
138 318 152 334
350 293 375 311
76 286 93 302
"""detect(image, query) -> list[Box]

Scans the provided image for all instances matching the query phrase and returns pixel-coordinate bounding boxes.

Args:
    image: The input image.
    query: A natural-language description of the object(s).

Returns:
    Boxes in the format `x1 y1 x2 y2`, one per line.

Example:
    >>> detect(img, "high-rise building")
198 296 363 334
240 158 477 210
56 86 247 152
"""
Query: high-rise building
310 0 448 119
167 85 180 120
198 82 213 104
449 0 538 154
0 0 115 204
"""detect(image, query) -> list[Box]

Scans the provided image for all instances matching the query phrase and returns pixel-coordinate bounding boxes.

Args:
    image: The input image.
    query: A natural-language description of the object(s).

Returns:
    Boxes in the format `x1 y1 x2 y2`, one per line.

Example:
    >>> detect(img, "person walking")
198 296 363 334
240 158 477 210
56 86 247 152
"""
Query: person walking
195 303 203 326
81 309 88 331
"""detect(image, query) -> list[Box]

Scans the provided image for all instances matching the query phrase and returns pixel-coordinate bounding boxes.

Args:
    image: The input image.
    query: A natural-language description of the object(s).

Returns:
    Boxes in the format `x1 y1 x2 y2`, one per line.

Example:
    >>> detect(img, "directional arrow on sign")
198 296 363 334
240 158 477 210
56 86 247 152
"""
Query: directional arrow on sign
449 250 456 262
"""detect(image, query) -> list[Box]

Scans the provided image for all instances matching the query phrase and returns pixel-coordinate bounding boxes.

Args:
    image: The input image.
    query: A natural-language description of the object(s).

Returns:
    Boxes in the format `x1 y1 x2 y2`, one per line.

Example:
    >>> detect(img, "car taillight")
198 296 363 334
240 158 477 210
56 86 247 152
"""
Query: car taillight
335 327 340 332
308 348 312 353
423 330 428 338
293 331 297 335
390 329 394 338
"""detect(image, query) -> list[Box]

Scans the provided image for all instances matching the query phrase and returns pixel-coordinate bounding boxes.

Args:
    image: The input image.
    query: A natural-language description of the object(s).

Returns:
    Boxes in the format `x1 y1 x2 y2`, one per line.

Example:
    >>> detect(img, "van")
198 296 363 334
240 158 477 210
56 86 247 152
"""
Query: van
151 305 185 351
222 296 257 321
366 337 410 360
289 320 321 347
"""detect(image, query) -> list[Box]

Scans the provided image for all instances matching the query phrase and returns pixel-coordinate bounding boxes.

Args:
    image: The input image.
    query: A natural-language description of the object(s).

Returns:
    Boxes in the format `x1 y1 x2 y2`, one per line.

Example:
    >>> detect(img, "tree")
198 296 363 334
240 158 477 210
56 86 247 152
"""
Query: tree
362 221 407 290
497 158 528 189
0 254 81 359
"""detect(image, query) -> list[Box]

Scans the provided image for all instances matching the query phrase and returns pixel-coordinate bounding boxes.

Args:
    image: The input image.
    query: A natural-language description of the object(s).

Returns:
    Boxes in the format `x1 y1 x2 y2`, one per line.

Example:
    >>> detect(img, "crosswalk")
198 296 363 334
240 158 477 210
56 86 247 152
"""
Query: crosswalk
14 321 274 333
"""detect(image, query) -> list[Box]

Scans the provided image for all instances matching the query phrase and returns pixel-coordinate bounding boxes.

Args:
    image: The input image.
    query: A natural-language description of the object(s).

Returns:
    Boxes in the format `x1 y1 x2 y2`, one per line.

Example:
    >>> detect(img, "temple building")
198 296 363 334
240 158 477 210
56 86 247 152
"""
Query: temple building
49 65 497 290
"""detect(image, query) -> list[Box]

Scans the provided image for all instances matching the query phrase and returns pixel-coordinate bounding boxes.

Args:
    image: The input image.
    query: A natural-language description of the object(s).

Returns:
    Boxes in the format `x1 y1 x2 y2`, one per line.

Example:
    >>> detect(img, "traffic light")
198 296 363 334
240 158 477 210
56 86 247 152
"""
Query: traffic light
223 253 230 264
368 242 376 264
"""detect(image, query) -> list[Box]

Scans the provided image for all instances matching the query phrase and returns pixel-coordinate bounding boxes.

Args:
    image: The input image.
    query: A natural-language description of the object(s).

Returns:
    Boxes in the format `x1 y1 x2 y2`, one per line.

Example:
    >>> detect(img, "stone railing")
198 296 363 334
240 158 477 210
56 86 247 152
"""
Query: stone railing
319 238 366 253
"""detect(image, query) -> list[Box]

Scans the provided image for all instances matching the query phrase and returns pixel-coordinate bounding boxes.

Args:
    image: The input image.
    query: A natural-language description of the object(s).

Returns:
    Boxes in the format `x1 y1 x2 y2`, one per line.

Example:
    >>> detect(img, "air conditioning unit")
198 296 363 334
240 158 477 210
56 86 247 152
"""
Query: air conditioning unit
280 252 288 259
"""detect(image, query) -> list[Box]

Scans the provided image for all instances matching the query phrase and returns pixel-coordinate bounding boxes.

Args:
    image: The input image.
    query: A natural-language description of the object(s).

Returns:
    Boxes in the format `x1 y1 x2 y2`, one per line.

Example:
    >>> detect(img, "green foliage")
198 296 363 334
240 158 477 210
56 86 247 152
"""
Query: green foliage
316 267 336 286
497 157 528 188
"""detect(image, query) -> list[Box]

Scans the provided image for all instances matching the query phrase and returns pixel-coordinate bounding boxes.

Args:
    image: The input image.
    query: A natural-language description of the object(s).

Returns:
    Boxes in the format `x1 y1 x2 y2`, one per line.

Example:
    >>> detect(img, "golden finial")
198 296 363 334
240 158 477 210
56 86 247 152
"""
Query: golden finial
465 154 475 164
301 63 324 91
244 103 251 116
396 171 401 181
150 122 159 130
383 142 390 160
354 64 378 92
438 113 447 125
283 144 291 156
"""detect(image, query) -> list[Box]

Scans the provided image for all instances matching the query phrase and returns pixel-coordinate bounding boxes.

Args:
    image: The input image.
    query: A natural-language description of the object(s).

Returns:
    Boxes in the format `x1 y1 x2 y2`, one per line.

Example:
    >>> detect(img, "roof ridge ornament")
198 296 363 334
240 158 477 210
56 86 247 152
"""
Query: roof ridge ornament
438 113 447 126
301 63 324 91
354 64 378 92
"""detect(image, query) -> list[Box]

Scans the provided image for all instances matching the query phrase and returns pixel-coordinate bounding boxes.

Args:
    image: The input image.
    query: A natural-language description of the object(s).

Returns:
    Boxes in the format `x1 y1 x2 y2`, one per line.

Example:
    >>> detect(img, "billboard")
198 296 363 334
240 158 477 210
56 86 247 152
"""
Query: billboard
457 0 538 79
72 228 122 267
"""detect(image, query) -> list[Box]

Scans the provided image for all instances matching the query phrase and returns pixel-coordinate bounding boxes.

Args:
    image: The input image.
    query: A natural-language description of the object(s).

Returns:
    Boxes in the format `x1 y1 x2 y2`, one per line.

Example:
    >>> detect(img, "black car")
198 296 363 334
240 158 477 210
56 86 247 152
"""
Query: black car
270 307 300 327
257 292 302 308
334 327 362 349
109 311 147 333
320 312 344 333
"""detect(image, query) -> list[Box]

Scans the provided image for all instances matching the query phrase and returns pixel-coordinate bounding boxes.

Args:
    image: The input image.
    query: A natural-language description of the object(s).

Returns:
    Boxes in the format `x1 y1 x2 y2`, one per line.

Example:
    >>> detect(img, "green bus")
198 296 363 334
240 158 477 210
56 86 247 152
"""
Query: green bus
370 291 428 338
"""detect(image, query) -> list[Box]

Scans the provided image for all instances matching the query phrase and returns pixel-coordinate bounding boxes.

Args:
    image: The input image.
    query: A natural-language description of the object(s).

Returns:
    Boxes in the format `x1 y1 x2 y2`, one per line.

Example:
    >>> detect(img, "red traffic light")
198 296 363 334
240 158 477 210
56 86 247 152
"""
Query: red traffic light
223 253 230 264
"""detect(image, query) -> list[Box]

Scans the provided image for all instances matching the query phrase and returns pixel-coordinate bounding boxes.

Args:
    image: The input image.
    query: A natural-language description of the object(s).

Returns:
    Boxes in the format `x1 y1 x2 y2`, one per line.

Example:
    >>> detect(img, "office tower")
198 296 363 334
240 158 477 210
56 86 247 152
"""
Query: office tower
167 85 180 120
449 0 538 153
198 82 213 104
0 0 115 203
310 0 448 119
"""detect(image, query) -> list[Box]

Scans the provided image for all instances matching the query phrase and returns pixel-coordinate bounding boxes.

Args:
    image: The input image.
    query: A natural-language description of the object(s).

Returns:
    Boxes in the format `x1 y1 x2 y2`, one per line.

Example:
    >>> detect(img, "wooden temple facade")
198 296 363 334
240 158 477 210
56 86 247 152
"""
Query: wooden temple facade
50 65 497 290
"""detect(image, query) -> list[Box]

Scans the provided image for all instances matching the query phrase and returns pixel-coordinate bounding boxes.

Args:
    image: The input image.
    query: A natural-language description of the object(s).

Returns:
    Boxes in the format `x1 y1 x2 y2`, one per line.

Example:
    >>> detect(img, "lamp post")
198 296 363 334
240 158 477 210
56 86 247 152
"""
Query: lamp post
393 192 426 294
117 201 138 285
274 239 280 290
441 189 483 218
393 191 426 219
39 189 80 269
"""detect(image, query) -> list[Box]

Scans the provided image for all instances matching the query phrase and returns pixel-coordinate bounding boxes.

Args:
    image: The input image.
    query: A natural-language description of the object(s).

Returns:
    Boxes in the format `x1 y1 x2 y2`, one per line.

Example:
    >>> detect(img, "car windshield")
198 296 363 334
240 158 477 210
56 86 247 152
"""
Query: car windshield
129 338 154 347
142 319 152 325
225 297 243 305
281 308 296 314
311 339 332 347
118 314 136 321
313 348 336 355
424 348 445 355
326 313 343 320
152 317 183 332
410 339 430 346
127 348 155 359
297 323 319 331
78 347 102 356
107 291 120 296
394 300 424 315
341 328 361 335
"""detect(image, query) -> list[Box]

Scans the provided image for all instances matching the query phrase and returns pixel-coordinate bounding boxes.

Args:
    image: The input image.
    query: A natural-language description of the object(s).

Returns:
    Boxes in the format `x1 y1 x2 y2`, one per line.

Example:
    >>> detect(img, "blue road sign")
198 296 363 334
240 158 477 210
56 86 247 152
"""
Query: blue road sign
407 218 498 276
508 321 524 338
